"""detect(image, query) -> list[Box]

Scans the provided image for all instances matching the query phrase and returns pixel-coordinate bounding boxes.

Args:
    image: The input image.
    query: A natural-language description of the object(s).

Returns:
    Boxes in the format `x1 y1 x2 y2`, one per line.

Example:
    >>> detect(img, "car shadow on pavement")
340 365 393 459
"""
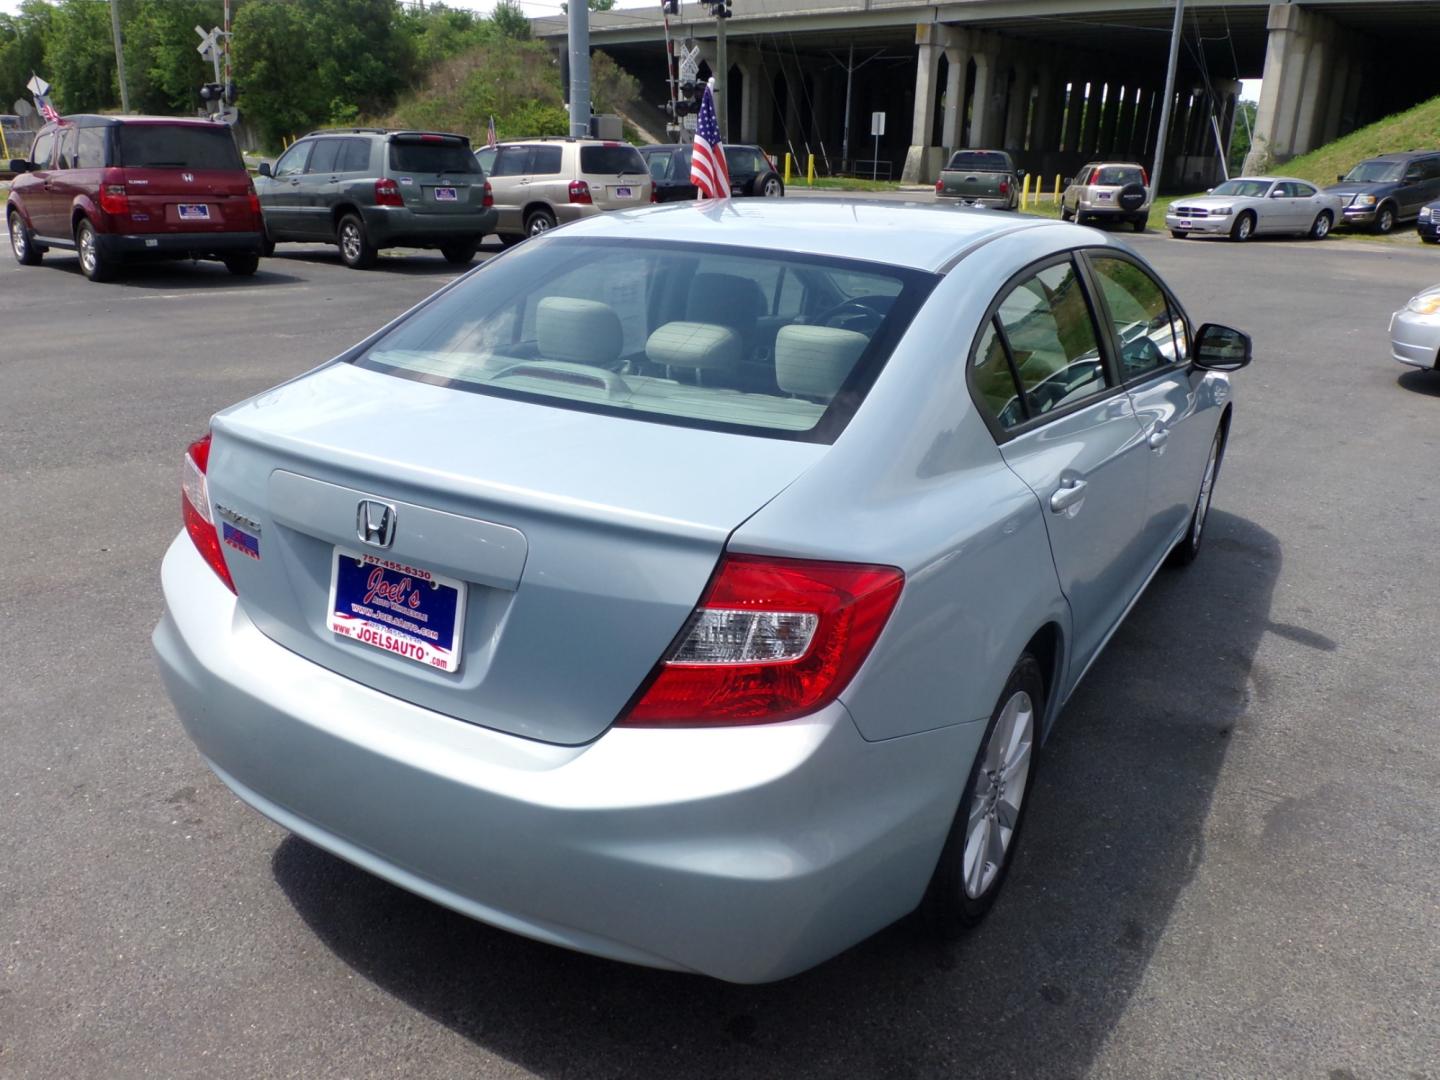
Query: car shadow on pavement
272 508 1281 1080
269 248 480 276
43 253 307 289
1397 369 1440 397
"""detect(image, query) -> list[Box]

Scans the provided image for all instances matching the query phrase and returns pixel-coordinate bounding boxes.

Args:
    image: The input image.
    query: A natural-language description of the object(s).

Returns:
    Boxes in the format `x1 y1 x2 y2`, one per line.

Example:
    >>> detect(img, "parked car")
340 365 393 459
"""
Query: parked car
1416 199 1440 243
1060 161 1151 231
1325 150 1440 233
638 142 784 201
255 128 497 269
6 114 264 281
474 137 651 242
153 200 1250 983
1389 284 1440 372
935 149 1021 210
1165 177 1344 241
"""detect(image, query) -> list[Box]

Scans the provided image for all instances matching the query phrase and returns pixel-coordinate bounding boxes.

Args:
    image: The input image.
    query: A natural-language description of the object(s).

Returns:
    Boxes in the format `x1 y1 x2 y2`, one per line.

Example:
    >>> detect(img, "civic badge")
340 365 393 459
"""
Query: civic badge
182 172 194 183
356 500 397 549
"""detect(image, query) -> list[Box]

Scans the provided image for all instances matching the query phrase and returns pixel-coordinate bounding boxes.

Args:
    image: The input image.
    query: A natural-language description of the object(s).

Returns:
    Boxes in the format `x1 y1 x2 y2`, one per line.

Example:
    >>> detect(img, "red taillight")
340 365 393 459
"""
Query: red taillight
99 168 128 215
375 177 404 207
619 554 904 727
568 179 592 204
999 178 1009 196
649 185 658 204
483 179 494 208
1140 167 1150 186
246 179 261 216
181 433 236 594
935 179 943 193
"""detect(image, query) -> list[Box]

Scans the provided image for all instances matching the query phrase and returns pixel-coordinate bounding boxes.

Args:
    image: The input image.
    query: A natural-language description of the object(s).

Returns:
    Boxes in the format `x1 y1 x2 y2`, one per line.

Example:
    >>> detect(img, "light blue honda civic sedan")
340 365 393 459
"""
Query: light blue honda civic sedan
153 200 1251 983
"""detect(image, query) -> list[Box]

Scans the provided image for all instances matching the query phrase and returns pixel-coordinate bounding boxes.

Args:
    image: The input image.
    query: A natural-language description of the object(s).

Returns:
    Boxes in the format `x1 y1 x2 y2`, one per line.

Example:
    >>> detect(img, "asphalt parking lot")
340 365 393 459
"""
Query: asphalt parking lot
2 218 1438 1080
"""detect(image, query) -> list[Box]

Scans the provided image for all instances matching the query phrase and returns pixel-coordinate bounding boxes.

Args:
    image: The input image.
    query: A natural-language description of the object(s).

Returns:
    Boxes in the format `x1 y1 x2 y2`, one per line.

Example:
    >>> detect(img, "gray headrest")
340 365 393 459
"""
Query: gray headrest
686 274 766 332
775 325 868 400
537 296 623 365
646 321 742 371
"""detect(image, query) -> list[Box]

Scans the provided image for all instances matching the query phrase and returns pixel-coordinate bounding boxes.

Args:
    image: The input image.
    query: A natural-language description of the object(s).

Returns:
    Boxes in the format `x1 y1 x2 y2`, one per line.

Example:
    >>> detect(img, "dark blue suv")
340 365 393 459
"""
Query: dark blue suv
1325 151 1440 233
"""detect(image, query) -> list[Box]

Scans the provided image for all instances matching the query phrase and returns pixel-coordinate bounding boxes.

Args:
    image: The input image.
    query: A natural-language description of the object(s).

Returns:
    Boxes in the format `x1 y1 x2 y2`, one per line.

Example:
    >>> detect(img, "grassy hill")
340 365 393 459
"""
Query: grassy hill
1280 95 1440 184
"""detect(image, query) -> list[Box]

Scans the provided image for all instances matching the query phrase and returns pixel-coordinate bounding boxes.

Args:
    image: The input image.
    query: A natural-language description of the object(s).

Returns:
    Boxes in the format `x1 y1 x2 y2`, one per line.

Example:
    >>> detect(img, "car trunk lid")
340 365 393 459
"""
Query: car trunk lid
386 133 486 216
111 123 257 233
579 143 651 210
205 362 825 746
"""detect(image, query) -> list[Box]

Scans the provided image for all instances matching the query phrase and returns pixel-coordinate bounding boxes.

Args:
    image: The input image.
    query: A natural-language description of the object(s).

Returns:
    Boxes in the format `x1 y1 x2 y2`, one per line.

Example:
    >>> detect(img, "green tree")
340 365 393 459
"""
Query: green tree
122 0 219 115
490 0 530 42
45 0 116 112
0 1 56 111
1228 100 1259 173
398 2 495 72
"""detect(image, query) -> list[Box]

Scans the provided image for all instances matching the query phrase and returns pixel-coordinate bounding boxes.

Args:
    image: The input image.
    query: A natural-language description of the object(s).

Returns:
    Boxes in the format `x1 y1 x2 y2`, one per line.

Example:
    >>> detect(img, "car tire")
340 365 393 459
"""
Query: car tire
9 210 42 265
1423 235 1440 245
1132 213 1149 233
921 654 1043 936
223 253 260 276
1170 230 1188 239
336 213 377 269
1308 211 1333 240
1074 210 1088 226
525 208 557 236
498 233 525 248
1170 425 1225 567
1060 203 1073 222
260 230 276 258
440 241 479 265
75 219 115 282
756 174 784 197
1229 211 1255 242
1374 203 1397 234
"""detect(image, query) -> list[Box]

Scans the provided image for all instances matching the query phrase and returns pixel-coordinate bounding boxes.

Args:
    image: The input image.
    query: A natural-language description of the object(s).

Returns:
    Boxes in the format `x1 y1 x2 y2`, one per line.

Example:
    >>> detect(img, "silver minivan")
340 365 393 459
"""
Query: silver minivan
476 137 652 242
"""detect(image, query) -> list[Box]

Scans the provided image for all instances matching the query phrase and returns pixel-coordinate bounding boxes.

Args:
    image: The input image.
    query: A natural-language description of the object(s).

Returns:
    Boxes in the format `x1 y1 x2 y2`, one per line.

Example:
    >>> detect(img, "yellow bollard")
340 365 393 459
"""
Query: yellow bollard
784 152 793 184
1054 174 1061 201
1021 172 1031 210
0 125 9 163
807 154 815 184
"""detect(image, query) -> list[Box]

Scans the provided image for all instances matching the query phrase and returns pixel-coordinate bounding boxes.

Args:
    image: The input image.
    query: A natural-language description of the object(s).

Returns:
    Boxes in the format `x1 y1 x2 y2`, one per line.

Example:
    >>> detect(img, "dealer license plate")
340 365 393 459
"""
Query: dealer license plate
434 187 457 201
177 204 210 220
327 549 466 672
1178 219 1192 229
615 186 633 198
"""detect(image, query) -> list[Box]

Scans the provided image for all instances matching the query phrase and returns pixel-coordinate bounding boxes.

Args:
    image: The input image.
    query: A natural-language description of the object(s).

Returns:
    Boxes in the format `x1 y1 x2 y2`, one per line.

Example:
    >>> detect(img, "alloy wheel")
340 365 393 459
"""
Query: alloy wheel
10 214 27 259
763 177 782 197
340 223 362 262
528 214 553 236
78 226 96 275
963 689 1035 899
1313 213 1330 239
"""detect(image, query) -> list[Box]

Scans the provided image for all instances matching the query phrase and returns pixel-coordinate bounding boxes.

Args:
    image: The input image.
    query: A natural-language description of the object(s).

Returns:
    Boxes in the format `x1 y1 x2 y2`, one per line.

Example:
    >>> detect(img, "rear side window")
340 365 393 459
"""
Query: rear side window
113 124 243 170
351 237 936 442
579 144 645 176
338 138 370 172
76 127 106 169
973 259 1111 431
531 145 562 175
388 140 480 174
1095 166 1144 186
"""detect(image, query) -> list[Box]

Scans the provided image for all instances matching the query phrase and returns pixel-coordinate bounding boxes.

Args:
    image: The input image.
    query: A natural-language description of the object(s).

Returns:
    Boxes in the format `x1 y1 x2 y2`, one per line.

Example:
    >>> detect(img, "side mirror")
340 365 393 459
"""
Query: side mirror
1405 173 1424 184
1016 168 1027 179
256 161 272 178
1206 187 1213 194
1193 323 1252 371
1270 189 1286 198
1062 176 1073 187
8 158 29 173
1336 174 1345 183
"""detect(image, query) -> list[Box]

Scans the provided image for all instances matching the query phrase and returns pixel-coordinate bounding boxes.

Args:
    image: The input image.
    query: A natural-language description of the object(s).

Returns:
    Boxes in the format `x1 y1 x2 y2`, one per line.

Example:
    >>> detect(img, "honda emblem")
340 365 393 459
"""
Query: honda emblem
356 500 397 549
182 172 195 183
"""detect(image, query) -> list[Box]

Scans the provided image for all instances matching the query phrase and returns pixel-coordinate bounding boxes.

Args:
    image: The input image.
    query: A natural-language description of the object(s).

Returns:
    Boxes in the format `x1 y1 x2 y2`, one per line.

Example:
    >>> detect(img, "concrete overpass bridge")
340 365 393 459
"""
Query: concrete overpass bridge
535 1 1440 191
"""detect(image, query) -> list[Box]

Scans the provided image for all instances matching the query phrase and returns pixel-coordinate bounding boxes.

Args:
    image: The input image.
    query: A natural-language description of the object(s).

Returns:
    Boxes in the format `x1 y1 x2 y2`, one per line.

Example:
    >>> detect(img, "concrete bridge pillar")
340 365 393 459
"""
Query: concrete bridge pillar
737 59 761 145
1031 61 1059 154
942 32 972 151
1005 63 1033 150
901 24 946 183
1244 3 1344 172
969 49 997 148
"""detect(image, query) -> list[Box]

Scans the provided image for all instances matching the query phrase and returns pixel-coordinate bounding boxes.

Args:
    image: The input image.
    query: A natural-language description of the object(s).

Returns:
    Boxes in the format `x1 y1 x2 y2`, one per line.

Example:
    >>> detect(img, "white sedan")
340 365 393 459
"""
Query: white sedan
1166 177 1346 242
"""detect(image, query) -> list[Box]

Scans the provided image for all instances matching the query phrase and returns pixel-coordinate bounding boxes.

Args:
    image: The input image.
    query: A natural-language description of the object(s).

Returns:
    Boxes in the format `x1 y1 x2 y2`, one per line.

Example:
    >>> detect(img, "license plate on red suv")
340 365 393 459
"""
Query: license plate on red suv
177 204 210 220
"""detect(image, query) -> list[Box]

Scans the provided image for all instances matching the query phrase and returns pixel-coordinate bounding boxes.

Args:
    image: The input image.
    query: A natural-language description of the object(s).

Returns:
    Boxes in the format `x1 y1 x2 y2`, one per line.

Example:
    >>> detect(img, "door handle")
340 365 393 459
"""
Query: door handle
1148 426 1170 450
1049 479 1088 514
328 176 340 183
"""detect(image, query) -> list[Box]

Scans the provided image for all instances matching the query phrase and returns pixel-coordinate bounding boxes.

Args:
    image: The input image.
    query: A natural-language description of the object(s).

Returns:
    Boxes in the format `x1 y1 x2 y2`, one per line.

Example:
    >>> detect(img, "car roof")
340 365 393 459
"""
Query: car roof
549 198 1059 273
57 114 225 127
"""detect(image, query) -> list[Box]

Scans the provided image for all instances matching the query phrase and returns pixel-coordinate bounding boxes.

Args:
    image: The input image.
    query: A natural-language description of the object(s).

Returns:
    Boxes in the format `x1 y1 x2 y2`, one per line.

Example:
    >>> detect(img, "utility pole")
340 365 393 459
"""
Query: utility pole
567 0 590 138
108 0 130 113
714 5 728 140
1149 0 1185 200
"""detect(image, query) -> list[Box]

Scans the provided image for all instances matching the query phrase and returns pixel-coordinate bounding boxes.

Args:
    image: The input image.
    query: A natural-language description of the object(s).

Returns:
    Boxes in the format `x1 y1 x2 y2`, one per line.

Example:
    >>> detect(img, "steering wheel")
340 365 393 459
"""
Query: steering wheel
813 295 888 334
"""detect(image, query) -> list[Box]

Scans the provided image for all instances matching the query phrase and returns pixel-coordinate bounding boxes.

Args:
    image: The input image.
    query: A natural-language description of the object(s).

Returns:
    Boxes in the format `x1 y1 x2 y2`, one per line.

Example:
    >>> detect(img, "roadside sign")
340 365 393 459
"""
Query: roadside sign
26 75 50 98
195 25 222 59
870 111 886 137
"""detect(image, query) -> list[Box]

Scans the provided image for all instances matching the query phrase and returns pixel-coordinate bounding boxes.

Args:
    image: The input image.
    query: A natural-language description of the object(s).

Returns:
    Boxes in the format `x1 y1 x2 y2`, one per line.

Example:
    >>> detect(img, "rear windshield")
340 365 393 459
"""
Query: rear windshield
946 151 1009 171
113 124 243 170
388 140 480 174
351 238 936 442
579 144 646 176
1094 166 1144 185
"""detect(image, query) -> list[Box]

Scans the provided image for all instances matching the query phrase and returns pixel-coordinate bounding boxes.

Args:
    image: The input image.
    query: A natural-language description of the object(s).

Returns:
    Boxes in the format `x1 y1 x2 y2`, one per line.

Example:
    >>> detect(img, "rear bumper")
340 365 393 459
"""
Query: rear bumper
936 193 1012 210
152 535 973 983
360 205 499 247
1389 310 1440 369
97 230 263 258
1076 202 1150 218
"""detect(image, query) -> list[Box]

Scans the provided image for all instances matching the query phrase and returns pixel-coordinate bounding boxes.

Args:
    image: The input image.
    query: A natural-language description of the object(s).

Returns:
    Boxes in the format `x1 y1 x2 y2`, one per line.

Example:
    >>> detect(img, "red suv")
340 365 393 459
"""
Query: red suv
6 114 264 281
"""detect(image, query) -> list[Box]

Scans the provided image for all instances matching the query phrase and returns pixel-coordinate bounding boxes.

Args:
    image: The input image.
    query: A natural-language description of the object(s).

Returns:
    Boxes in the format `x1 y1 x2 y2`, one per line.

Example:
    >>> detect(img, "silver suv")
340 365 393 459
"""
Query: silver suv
1061 162 1152 232
475 138 652 243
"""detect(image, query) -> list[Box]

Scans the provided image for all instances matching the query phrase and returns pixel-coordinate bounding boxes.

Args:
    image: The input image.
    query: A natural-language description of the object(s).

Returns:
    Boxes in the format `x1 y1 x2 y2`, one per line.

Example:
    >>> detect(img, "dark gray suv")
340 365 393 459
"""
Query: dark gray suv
256 128 497 268
1325 150 1440 233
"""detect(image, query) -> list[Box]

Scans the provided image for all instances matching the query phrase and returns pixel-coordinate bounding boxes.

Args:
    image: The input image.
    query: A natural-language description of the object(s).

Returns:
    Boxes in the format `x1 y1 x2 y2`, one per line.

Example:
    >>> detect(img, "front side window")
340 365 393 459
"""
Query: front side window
29 130 55 170
490 145 528 177
993 260 1110 420
306 138 341 174
350 238 936 441
727 147 763 175
273 141 310 177
474 146 496 174
644 152 669 181
1088 255 1186 379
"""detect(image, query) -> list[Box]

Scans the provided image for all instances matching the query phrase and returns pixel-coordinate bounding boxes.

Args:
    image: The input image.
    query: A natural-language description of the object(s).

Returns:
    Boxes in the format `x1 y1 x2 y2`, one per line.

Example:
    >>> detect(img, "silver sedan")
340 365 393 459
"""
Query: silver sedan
1390 284 1440 371
153 200 1252 982
1166 177 1346 241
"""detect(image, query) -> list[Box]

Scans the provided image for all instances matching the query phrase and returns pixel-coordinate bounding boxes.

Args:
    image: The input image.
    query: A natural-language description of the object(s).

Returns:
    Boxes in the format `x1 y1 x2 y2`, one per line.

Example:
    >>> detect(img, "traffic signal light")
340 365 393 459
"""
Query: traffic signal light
199 82 222 102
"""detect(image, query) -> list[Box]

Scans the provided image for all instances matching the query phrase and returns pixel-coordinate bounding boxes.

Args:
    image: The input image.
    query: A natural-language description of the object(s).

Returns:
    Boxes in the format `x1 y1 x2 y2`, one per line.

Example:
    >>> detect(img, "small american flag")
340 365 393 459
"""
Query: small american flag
689 81 728 200
486 115 497 149
37 95 60 124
